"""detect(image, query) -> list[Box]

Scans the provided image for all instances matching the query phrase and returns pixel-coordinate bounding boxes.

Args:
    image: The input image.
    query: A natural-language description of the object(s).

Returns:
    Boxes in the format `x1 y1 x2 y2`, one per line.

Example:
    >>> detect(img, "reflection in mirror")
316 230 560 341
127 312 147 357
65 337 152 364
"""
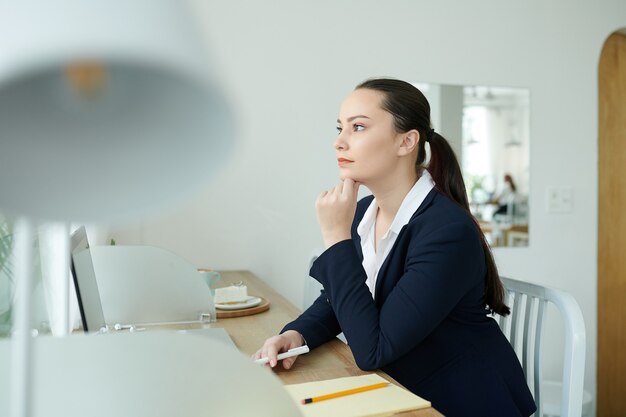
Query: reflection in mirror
416 82 530 247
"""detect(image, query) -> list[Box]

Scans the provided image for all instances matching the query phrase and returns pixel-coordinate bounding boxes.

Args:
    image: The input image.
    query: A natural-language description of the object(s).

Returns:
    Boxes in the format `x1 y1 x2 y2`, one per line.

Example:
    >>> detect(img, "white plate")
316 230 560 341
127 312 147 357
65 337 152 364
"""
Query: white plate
215 296 262 311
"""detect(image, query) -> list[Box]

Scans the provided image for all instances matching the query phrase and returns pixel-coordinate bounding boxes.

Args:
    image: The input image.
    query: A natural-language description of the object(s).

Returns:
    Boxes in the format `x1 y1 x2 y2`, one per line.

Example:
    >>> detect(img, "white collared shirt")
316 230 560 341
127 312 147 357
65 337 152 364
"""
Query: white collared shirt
357 170 435 299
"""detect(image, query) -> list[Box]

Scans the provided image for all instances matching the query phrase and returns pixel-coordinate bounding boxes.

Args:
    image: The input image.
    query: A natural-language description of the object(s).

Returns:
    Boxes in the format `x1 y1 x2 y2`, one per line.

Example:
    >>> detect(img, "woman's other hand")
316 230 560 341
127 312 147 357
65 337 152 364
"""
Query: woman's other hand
252 330 304 370
316 178 360 248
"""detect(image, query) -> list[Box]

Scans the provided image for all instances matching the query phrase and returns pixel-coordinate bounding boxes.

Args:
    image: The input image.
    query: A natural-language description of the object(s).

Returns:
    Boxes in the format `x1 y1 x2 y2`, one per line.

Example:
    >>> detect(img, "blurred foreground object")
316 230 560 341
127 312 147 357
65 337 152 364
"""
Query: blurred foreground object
0 0 234 223
0 332 301 417
0 2 237 417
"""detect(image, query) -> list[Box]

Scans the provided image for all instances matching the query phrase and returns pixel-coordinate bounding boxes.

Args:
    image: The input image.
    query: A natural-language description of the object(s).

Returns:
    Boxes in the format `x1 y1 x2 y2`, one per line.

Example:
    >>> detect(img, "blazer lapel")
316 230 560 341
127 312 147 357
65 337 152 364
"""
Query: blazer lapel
409 188 437 222
351 195 374 261
353 232 363 260
373 189 438 301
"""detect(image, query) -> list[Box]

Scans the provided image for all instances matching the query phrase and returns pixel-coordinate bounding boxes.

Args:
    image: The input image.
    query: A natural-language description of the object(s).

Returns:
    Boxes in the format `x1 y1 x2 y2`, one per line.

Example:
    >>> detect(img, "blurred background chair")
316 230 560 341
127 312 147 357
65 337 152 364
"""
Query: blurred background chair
303 249 347 344
495 277 589 417
302 249 323 311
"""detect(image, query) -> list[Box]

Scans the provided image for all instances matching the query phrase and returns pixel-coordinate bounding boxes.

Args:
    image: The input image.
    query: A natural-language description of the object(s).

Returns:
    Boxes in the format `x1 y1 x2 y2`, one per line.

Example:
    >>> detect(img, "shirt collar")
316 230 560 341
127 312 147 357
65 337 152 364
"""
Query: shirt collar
357 170 435 239
357 194 378 240
388 169 435 234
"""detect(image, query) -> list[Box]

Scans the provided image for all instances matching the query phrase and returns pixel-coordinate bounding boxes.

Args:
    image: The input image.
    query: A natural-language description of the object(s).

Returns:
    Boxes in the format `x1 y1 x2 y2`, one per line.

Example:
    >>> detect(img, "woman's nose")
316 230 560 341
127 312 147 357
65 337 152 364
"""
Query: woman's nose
334 133 347 150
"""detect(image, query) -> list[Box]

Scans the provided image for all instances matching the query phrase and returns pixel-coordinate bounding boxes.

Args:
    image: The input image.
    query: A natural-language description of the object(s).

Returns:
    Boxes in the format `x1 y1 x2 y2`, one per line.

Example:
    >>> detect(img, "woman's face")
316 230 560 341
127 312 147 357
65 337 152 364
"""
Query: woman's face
335 88 403 183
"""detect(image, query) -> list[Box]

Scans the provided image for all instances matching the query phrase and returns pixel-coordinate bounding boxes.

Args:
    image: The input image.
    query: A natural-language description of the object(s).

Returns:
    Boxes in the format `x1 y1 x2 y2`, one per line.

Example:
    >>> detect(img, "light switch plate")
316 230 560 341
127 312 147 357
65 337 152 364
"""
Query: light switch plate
546 187 574 213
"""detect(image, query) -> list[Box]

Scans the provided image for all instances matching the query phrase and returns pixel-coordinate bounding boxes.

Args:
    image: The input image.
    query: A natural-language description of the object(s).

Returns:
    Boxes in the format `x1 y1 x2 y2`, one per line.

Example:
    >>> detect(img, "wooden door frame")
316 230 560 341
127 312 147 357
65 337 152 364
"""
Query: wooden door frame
598 29 626 417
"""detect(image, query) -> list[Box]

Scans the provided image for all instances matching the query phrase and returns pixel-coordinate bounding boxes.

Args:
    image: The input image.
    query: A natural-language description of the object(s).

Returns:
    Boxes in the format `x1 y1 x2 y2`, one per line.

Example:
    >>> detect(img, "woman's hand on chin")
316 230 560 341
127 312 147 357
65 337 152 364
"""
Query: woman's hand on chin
316 178 361 248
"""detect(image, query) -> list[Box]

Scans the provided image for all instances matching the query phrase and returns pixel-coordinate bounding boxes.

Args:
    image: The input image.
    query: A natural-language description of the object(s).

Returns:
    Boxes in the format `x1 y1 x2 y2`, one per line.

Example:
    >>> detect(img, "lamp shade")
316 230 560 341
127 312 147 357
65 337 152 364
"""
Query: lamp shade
0 0 234 222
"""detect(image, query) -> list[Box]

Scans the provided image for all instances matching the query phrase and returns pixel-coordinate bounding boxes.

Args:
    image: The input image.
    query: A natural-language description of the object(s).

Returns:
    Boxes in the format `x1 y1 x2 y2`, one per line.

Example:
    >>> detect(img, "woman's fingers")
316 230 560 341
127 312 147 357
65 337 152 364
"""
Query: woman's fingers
254 333 304 369
318 179 359 203
341 178 352 194
341 178 360 199
282 355 298 370
265 343 279 368
315 179 359 248
318 183 343 206
252 348 262 359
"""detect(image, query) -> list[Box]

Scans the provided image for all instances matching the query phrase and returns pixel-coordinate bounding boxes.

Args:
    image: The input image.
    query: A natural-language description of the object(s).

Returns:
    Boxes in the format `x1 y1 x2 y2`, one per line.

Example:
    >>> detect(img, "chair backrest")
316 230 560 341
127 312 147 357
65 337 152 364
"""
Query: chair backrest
302 249 323 310
495 277 586 417
302 249 348 344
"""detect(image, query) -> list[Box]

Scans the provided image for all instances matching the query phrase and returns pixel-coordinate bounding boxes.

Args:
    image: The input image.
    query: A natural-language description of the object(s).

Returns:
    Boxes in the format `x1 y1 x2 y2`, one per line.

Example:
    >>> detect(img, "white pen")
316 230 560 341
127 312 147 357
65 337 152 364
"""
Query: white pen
254 345 310 365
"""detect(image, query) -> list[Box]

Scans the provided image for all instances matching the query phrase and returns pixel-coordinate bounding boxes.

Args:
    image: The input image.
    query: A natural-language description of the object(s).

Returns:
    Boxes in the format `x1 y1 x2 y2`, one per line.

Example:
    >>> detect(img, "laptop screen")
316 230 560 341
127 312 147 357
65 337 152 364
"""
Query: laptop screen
70 226 106 333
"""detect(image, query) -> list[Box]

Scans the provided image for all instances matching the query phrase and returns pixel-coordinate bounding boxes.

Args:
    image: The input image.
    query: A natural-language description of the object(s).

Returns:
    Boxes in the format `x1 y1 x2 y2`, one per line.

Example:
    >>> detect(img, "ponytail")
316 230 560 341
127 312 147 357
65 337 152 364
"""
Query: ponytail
356 78 510 316
426 132 469 210
427 132 510 316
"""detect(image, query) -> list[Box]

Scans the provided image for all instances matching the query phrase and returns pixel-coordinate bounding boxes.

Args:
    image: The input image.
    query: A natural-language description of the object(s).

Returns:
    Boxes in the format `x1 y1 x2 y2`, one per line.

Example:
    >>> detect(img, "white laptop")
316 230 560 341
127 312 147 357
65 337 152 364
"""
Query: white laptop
70 226 107 333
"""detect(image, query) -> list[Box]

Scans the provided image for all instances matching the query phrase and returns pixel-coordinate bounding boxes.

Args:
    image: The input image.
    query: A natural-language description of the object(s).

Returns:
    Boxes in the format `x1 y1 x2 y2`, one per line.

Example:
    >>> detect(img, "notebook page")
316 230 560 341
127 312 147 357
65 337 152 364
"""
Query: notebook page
284 374 431 417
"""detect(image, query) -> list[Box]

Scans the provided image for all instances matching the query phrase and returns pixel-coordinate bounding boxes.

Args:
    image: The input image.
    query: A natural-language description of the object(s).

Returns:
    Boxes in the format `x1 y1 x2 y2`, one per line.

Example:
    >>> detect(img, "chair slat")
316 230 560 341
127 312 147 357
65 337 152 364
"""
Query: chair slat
500 277 586 417
533 299 546 417
510 292 522 350
522 294 535 380
499 291 512 337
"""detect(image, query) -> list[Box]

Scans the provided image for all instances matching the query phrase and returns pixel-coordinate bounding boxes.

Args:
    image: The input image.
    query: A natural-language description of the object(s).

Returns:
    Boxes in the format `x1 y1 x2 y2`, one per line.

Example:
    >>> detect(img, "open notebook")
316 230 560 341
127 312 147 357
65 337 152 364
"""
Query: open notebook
284 374 431 417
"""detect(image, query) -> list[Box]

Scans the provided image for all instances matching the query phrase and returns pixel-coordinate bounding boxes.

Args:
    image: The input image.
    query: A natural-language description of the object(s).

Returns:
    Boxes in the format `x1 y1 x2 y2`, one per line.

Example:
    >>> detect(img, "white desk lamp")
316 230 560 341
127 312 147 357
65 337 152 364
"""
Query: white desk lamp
0 1 233 222
0 2 298 417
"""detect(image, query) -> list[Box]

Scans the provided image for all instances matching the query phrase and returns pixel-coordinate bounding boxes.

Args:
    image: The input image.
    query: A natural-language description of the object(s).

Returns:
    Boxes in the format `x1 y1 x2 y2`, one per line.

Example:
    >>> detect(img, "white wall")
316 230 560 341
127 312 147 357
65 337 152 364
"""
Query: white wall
108 1 626 412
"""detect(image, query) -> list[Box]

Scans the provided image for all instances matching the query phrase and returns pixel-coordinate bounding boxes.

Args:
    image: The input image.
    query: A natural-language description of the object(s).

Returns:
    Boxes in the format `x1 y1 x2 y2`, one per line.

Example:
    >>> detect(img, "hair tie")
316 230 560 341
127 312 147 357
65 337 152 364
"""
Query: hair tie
426 128 435 142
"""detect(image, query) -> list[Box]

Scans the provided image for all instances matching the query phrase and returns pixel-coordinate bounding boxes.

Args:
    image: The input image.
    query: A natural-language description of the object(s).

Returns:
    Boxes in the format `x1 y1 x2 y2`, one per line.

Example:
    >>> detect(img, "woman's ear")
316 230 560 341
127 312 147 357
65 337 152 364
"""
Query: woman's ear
397 129 420 156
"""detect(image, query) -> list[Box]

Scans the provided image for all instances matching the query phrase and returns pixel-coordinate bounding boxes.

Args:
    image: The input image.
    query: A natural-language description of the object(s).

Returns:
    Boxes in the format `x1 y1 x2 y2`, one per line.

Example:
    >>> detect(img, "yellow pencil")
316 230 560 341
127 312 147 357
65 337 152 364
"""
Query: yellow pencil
301 382 390 404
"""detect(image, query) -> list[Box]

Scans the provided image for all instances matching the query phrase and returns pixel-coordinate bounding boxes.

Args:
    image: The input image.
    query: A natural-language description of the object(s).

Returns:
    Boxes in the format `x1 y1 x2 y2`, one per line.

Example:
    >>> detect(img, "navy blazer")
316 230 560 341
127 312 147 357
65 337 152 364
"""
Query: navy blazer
283 189 536 417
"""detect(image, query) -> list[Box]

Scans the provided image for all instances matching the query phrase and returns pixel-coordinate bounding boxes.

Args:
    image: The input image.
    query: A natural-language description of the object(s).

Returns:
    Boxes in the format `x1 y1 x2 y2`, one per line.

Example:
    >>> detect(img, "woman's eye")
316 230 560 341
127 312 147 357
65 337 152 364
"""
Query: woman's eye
354 124 365 132
336 126 343 134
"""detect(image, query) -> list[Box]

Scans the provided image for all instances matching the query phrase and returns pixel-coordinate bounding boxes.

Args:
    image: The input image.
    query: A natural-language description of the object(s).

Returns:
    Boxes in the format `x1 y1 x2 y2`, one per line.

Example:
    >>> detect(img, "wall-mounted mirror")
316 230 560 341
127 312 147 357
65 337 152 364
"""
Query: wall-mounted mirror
415 82 530 247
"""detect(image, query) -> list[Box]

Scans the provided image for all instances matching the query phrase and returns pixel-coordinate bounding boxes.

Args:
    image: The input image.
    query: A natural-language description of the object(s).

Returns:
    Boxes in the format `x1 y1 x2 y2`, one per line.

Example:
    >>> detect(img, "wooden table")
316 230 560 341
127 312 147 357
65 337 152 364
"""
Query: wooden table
209 271 443 417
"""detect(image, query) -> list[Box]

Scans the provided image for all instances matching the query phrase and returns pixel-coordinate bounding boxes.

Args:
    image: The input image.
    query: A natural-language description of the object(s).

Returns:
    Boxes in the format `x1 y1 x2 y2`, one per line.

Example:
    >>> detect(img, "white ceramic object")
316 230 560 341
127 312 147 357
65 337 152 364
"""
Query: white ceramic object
216 296 262 311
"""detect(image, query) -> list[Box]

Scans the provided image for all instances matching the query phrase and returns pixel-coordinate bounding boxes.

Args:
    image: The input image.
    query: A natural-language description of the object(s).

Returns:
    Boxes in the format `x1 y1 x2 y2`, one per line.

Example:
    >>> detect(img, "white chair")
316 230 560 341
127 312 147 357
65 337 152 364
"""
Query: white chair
303 249 347 344
495 277 587 417
507 230 530 247
302 249 323 311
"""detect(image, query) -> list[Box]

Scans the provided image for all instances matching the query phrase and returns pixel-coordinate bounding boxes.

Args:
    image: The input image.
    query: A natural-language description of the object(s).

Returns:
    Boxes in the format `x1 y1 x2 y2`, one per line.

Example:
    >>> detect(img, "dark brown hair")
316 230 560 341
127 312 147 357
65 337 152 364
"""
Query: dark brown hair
356 78 510 316
504 174 517 193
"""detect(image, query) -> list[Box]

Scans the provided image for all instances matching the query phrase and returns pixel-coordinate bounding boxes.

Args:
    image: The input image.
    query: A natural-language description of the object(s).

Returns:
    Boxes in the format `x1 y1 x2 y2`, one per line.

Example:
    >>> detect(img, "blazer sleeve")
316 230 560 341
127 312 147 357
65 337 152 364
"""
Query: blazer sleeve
310 221 484 371
279 196 372 349
280 289 342 349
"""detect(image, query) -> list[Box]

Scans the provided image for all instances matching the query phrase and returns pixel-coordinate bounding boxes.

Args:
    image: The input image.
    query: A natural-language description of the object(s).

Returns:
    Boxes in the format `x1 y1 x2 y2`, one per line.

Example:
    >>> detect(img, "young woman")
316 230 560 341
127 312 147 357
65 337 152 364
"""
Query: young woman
254 78 536 417
492 173 518 216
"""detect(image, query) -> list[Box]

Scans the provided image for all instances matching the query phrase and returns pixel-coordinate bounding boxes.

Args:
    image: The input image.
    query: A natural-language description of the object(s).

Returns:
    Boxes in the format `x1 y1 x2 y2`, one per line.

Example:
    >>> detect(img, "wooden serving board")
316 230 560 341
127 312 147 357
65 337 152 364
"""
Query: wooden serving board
216 297 270 318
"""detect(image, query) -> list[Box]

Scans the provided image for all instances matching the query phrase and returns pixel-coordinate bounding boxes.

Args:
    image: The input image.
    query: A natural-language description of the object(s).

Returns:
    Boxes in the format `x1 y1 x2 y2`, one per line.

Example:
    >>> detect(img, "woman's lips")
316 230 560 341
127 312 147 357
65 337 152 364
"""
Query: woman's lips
338 158 354 166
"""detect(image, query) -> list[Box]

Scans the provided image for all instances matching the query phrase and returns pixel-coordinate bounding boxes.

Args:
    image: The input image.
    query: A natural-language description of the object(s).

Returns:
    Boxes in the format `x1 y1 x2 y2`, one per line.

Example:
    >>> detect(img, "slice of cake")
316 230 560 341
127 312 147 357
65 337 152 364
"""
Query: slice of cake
214 285 248 304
